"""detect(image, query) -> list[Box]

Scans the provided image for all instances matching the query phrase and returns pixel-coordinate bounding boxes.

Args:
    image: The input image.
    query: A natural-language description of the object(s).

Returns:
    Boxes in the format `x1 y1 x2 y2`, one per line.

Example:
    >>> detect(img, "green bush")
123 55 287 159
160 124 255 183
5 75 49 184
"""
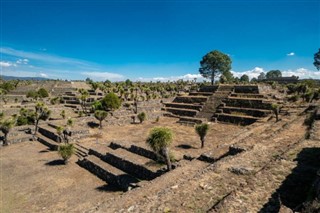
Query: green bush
37 88 49 98
137 112 147 123
58 143 75 164
101 92 121 111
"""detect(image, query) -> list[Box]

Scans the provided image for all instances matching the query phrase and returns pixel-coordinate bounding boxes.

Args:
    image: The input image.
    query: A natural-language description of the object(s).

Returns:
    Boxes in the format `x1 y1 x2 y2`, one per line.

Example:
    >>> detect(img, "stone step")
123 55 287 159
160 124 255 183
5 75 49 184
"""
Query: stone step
163 102 203 110
199 85 219 93
173 96 208 104
224 98 272 109
37 134 60 150
214 113 261 125
178 116 205 124
163 107 198 117
89 145 165 180
221 106 272 117
189 92 213 96
230 93 265 99
38 125 61 142
74 144 89 158
77 155 139 191
109 142 159 162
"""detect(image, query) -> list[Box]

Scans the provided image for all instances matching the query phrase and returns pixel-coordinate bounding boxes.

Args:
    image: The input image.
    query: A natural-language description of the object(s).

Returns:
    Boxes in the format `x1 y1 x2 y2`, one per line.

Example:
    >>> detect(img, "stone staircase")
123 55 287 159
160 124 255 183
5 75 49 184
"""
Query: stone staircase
162 85 231 125
36 123 90 150
212 86 273 125
77 141 167 191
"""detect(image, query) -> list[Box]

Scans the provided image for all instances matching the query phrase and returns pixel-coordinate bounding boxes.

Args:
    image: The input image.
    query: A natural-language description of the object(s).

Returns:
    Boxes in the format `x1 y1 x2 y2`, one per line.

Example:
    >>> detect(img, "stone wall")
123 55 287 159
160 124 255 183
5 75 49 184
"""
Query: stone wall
234 85 259 94
77 158 136 191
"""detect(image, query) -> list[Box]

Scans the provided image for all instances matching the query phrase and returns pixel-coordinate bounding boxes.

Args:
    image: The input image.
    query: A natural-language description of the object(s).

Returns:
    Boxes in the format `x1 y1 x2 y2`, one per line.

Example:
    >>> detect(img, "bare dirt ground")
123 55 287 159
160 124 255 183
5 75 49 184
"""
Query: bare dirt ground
0 117 243 213
1 110 319 213
0 142 118 213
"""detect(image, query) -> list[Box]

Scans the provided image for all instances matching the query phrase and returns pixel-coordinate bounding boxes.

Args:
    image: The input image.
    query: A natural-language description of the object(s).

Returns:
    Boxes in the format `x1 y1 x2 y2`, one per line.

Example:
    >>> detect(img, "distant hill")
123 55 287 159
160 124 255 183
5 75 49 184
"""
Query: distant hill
0 75 50 81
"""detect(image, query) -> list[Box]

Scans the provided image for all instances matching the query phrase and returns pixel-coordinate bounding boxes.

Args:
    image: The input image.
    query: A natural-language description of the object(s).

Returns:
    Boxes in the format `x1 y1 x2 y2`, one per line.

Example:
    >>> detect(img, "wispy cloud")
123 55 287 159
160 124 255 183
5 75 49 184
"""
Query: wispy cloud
287 52 295 56
232 67 320 80
0 61 14 67
0 47 125 80
137 73 203 82
232 67 265 79
0 47 88 65
81 71 124 81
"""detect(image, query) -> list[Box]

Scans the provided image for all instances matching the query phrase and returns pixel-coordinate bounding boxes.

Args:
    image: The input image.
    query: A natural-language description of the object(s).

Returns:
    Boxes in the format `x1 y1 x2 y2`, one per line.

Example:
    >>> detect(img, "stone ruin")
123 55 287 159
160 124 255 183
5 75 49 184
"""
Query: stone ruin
163 84 275 126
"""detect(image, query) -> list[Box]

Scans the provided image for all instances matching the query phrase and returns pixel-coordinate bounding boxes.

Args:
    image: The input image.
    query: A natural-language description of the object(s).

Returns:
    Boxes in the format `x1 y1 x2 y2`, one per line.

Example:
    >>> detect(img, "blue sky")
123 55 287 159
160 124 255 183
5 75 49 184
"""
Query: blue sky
1 0 320 81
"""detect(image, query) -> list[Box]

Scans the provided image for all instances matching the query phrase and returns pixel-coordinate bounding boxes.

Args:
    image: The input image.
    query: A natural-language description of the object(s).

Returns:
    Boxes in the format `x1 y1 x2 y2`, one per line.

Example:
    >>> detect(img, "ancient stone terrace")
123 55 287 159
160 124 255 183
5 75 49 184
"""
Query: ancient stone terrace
213 85 274 125
162 85 233 125
77 141 167 191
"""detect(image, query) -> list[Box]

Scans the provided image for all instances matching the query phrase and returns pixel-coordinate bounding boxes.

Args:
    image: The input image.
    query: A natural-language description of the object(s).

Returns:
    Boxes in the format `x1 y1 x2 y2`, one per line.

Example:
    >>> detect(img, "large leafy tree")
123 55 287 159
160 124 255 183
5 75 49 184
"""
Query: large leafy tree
101 92 121 111
0 117 16 146
146 127 173 171
266 70 282 79
258 72 266 80
314 48 320 70
199 50 232 85
240 74 250 83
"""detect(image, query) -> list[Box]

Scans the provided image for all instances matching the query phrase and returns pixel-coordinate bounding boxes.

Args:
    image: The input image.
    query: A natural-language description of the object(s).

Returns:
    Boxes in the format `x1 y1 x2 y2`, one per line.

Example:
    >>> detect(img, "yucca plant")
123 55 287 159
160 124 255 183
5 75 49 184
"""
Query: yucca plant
137 112 147 123
146 127 173 171
58 143 75 164
195 123 209 148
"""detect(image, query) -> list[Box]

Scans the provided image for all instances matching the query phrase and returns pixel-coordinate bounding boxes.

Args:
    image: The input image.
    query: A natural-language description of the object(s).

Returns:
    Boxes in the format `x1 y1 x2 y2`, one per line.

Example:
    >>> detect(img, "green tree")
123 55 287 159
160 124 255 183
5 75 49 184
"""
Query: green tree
101 92 121 111
94 110 108 129
0 117 16 146
26 90 39 100
266 70 282 79
78 89 89 115
240 74 250 83
33 102 51 135
137 112 147 123
199 50 232 85
146 127 173 171
314 48 320 70
37 88 49 98
257 72 266 80
195 123 209 148
58 143 75 164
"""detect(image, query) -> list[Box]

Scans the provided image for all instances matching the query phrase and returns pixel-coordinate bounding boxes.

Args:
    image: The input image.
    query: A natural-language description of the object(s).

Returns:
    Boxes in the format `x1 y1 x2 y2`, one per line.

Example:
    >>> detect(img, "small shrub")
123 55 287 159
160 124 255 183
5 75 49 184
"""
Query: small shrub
58 143 75 164
137 112 147 123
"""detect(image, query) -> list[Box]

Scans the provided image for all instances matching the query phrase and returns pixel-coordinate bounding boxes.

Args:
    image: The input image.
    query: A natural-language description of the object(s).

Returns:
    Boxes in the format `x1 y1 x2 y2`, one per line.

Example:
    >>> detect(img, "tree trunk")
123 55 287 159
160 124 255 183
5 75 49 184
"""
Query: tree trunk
211 73 215 85
34 120 39 135
3 133 8 146
201 137 205 148
162 147 172 171
99 120 102 129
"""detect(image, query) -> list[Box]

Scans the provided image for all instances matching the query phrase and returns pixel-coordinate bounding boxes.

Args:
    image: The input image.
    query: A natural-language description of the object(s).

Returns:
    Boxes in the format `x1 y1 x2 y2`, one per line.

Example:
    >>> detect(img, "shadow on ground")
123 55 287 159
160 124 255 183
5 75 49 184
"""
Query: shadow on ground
259 147 320 212
45 159 65 166
96 184 123 192
176 144 197 149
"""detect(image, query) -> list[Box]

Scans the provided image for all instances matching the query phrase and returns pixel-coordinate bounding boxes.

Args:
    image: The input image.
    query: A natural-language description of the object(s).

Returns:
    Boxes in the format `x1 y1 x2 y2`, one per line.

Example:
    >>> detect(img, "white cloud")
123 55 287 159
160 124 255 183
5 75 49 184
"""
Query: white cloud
282 68 320 79
0 61 13 67
232 67 265 79
40 73 48 78
81 71 124 81
287 52 295 56
137 73 204 82
16 58 29 64
0 47 88 65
